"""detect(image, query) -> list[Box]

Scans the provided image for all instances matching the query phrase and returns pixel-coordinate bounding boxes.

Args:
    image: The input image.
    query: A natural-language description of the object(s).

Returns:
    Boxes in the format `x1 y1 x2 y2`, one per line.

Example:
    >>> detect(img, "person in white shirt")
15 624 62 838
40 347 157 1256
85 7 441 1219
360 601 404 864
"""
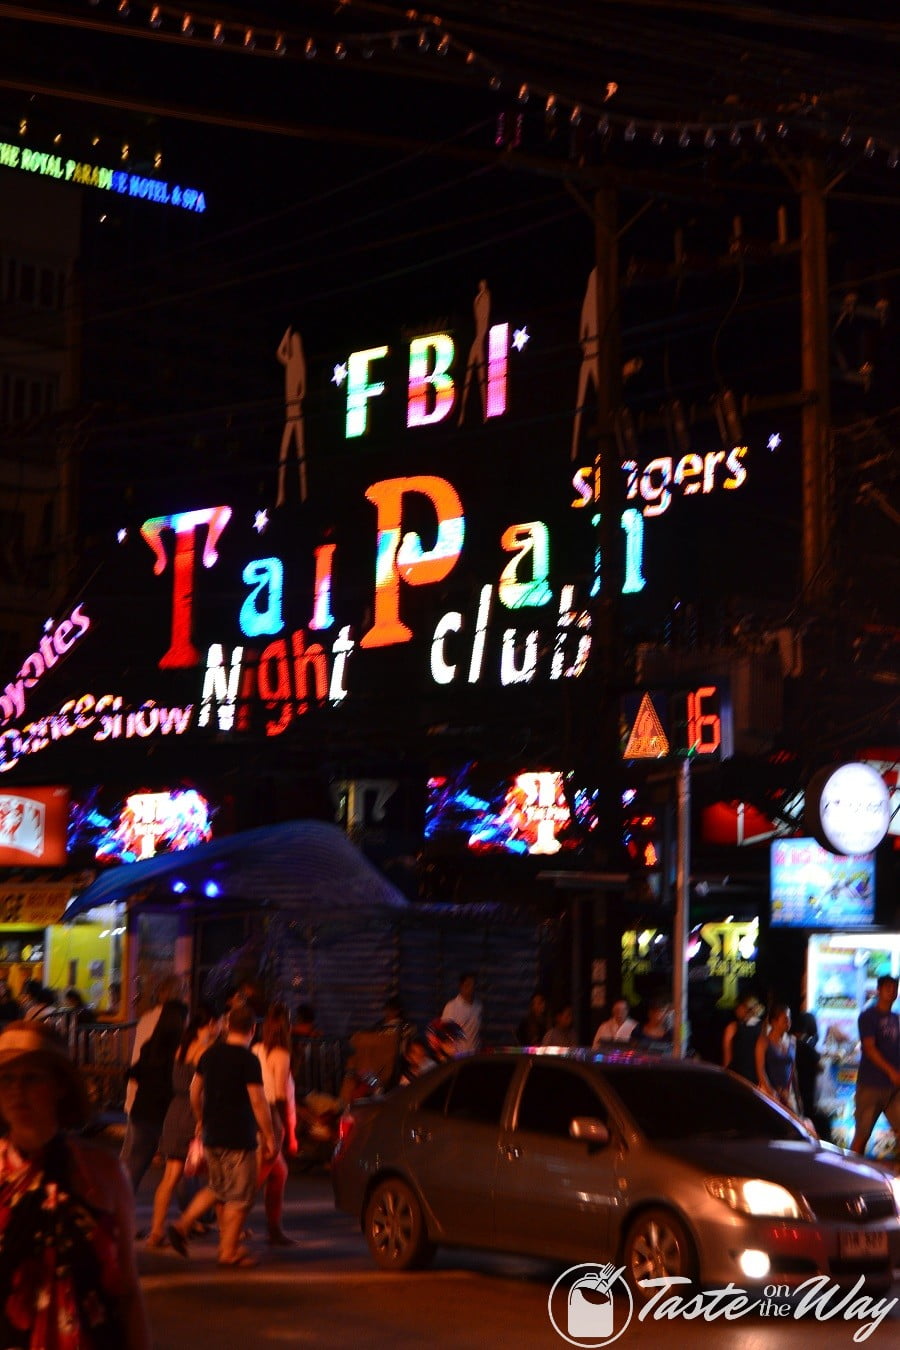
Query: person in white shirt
253 1002 297 1246
441 972 482 1054
592 999 638 1047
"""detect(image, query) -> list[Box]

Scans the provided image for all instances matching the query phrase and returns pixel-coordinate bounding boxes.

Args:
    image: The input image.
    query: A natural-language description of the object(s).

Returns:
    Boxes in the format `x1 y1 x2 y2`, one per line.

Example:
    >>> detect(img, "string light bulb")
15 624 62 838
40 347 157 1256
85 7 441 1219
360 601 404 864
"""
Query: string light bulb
776 122 788 139
153 151 162 170
120 142 129 161
678 126 690 147
181 13 194 36
243 28 255 50
212 21 224 43
437 34 450 55
704 127 716 148
417 29 430 52
754 120 766 142
570 105 583 127
273 32 286 56
304 37 317 58
53 133 62 145
651 125 664 145
840 126 852 147
729 125 741 146
117 0 130 13
889 147 899 169
149 5 161 27
334 41 347 59
518 84 529 104
624 121 637 142
864 137 876 158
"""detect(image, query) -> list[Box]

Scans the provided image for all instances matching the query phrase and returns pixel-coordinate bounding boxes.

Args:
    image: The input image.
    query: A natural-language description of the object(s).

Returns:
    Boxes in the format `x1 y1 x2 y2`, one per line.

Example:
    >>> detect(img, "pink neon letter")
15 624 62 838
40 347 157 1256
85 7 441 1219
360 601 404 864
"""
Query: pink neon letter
141 506 232 668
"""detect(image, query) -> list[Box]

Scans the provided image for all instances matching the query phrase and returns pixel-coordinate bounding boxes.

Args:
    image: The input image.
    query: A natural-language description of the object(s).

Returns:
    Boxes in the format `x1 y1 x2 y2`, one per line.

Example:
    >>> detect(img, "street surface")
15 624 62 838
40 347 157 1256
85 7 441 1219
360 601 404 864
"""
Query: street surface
135 1166 900 1349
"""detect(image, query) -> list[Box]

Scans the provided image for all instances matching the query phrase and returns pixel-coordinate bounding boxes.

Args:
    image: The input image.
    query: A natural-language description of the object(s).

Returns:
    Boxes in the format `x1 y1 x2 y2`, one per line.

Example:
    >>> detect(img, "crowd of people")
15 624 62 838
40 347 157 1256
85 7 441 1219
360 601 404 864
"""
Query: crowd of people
0 964 897 1342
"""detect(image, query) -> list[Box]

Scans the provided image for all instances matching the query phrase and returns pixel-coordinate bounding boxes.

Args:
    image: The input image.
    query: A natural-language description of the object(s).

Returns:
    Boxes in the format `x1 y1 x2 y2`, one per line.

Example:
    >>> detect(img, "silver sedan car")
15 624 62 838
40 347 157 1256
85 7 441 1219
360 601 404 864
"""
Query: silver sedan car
332 1049 900 1295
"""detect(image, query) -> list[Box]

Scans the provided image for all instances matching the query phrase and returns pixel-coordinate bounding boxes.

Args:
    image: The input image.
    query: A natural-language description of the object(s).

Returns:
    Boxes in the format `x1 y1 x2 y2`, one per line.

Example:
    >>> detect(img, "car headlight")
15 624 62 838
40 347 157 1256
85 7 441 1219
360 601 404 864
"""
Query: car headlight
706 1176 809 1219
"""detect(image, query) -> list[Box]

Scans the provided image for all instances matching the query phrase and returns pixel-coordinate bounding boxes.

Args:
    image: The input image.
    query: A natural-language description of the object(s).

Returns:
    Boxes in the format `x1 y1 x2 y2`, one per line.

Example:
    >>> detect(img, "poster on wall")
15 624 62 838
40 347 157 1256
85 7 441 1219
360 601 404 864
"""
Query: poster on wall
0 787 69 866
770 837 875 928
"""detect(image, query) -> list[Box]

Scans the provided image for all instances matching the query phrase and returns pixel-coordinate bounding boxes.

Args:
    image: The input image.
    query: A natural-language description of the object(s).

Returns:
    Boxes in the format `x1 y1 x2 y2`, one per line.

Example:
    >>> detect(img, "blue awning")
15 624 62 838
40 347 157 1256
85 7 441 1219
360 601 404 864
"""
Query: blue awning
63 819 410 920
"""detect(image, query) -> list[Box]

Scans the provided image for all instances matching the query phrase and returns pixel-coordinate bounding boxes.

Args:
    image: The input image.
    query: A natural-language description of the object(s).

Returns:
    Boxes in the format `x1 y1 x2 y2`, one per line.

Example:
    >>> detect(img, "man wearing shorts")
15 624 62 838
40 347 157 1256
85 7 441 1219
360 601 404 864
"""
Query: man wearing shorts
851 974 900 1156
171 1002 276 1266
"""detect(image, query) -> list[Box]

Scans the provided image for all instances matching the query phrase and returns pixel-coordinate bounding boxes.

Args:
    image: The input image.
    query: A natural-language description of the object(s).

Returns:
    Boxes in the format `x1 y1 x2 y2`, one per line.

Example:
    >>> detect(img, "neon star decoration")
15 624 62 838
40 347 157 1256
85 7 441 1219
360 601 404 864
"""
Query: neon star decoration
512 327 530 352
253 509 269 534
767 432 782 451
331 363 348 387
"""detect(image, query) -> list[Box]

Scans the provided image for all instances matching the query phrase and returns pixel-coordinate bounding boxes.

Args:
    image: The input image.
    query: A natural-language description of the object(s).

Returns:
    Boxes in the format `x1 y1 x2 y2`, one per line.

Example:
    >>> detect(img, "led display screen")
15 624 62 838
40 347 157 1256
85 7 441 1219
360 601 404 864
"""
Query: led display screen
770 837 875 929
425 763 599 856
69 787 213 863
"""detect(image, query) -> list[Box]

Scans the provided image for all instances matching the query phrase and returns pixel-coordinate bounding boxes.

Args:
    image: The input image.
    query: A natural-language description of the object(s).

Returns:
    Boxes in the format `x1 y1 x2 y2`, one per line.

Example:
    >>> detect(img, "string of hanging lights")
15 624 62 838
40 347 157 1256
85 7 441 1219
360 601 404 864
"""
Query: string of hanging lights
21 1 899 176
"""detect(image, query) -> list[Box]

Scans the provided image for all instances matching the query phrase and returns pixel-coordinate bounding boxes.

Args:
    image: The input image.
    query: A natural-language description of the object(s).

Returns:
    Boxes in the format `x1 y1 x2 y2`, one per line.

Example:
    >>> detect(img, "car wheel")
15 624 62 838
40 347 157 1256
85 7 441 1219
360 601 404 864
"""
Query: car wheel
622 1207 696 1299
364 1177 435 1271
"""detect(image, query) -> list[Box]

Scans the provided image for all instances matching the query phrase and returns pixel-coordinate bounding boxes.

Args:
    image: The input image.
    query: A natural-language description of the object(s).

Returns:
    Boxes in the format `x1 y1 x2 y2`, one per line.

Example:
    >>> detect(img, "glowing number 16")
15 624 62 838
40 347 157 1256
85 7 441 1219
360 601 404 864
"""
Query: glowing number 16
687 685 720 755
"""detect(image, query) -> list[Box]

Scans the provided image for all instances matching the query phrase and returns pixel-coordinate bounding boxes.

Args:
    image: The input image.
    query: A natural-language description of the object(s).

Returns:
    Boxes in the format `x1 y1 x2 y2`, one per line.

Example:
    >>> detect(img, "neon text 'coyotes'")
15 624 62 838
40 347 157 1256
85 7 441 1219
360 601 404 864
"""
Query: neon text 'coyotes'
0 605 91 729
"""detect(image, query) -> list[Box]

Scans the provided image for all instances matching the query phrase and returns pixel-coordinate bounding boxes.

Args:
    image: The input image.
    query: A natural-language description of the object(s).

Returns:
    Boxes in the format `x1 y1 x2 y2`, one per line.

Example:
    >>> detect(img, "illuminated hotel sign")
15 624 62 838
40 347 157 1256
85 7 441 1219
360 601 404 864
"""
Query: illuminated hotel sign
0 139 206 214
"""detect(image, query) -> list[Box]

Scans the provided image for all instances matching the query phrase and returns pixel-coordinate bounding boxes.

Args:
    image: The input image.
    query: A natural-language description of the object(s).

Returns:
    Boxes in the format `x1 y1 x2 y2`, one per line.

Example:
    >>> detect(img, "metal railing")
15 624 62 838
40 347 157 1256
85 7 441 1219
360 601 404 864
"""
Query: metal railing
290 1034 345 1098
42 1014 137 1114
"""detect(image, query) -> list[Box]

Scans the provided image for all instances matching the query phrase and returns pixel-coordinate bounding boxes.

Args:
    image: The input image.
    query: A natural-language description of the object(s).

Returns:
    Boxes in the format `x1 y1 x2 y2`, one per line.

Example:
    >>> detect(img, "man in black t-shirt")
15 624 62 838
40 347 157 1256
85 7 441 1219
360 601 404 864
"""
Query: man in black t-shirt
168 1003 276 1267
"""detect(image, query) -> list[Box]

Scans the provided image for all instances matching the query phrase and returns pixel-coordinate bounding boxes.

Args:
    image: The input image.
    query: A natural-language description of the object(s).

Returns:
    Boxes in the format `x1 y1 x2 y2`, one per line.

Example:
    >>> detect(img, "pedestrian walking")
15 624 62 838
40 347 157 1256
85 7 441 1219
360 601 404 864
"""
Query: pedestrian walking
516 991 549 1046
167 1002 277 1268
0 1021 150 1348
592 999 638 1047
441 972 482 1054
121 998 188 1192
722 997 763 1082
850 974 900 1155
253 1001 298 1246
146 1003 221 1247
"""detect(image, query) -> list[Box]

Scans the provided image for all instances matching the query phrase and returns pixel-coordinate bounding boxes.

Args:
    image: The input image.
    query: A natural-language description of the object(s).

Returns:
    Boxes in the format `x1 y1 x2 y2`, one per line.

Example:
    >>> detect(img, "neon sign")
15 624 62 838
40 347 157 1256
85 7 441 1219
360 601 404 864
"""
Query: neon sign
0 605 91 729
103 789 213 863
0 693 193 772
0 139 206 213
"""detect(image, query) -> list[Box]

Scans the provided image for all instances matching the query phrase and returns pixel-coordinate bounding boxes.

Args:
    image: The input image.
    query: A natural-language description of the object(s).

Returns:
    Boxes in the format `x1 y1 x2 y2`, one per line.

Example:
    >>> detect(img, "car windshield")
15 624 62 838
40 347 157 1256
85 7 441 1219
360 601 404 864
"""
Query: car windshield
600 1066 809 1142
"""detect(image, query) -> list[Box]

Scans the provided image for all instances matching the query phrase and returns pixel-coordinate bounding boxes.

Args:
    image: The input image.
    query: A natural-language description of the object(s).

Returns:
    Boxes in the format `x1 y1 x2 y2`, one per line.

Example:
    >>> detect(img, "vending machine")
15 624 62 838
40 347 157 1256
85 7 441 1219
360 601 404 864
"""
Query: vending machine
805 932 900 1155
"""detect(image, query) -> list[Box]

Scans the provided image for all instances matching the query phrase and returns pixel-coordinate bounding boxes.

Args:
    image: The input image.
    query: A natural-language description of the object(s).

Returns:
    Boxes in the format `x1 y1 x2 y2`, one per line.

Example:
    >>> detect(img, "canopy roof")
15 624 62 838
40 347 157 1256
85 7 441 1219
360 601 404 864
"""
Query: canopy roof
63 820 411 920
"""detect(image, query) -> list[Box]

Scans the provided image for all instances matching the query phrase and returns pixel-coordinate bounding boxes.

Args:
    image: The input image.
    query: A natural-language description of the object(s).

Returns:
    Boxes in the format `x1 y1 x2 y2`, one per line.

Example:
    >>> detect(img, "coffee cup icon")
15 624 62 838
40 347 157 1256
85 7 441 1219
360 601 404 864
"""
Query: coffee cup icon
567 1270 615 1339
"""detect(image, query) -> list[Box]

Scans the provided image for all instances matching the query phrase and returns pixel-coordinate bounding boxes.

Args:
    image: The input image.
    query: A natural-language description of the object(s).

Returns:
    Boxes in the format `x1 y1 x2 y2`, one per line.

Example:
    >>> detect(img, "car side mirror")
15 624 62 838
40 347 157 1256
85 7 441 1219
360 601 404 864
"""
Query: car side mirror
570 1116 610 1148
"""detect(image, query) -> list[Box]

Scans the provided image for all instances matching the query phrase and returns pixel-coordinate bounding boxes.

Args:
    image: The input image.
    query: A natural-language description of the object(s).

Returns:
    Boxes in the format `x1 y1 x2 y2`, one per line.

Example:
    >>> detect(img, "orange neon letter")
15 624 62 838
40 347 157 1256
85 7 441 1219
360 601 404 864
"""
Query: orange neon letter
361 475 465 648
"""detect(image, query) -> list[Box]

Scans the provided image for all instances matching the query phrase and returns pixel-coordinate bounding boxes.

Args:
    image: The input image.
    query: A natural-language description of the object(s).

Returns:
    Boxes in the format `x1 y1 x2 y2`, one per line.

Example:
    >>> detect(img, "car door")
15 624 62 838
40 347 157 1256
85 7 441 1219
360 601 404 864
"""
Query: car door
493 1059 621 1260
400 1057 517 1246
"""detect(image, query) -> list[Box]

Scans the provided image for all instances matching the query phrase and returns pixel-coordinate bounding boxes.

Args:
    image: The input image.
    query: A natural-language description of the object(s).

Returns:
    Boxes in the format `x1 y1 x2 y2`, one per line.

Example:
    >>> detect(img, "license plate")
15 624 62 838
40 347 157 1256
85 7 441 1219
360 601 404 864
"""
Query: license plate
839 1230 889 1260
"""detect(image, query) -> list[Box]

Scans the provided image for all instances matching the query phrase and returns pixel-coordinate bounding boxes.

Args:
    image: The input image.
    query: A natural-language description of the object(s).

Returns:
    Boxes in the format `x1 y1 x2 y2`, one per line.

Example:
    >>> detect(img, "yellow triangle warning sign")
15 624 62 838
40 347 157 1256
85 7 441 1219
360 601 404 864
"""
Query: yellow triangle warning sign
623 692 670 758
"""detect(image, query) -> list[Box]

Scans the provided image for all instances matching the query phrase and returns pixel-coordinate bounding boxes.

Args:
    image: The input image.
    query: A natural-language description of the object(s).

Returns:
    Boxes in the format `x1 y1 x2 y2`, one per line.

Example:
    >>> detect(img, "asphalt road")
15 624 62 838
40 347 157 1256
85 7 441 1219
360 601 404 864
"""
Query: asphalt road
134 1164 900 1349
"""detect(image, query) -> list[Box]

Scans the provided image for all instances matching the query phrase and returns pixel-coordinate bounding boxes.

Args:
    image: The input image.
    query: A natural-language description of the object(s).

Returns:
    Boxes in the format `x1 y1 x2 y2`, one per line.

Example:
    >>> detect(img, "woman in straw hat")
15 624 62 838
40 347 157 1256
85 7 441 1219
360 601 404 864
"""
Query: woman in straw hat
0 1021 150 1348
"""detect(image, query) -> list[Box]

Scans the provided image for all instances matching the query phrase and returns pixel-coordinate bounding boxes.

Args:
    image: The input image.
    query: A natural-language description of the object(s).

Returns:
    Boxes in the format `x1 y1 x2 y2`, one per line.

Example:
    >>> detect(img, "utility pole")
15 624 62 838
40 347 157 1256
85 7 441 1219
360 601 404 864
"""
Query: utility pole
799 156 834 601
582 182 628 1039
